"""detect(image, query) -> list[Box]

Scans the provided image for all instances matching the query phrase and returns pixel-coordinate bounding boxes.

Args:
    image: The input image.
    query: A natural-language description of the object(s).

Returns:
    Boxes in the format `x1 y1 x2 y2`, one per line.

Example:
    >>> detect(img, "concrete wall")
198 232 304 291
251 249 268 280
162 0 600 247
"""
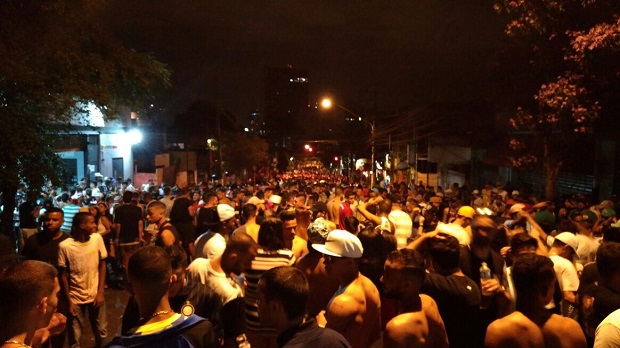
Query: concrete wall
99 133 134 181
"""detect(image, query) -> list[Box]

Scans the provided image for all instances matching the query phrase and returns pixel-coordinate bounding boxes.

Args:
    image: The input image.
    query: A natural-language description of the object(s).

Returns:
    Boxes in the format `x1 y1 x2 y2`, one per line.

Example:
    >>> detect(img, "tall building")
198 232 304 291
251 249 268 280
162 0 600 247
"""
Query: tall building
248 109 266 136
264 65 309 141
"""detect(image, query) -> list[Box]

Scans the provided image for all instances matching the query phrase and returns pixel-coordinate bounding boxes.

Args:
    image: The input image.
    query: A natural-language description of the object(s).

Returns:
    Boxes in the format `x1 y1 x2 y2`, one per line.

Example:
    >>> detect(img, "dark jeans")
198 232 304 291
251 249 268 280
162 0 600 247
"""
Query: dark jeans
68 302 102 348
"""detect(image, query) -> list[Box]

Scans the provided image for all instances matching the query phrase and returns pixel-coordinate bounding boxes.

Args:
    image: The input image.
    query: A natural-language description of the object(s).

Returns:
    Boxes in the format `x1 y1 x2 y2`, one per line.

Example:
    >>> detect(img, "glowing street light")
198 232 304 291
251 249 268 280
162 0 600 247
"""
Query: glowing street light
320 98 332 109
320 97 376 187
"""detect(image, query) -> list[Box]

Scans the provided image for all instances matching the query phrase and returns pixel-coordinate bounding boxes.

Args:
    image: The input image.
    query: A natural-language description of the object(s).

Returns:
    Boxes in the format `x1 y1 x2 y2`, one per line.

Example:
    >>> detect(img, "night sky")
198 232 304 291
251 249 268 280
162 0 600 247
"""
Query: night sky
102 1 506 124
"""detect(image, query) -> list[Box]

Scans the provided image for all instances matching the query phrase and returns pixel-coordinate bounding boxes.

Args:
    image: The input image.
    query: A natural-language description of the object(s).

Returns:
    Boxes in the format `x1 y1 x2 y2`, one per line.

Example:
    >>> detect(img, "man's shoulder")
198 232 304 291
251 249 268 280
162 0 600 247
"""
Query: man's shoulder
384 311 430 345
328 291 360 319
386 311 427 328
283 319 351 348
58 237 75 248
486 312 544 348
108 314 213 348
543 313 584 335
550 255 577 270
541 314 587 347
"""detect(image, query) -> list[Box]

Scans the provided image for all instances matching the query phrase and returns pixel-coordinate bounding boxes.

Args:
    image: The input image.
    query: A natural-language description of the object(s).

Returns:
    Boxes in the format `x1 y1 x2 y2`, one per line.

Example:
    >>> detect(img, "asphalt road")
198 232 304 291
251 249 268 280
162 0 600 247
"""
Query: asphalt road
63 287 130 347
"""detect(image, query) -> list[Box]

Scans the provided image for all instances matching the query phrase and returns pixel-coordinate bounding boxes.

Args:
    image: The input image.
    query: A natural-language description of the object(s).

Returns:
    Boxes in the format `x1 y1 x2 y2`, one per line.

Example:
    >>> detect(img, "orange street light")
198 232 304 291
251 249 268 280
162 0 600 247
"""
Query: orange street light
320 97 375 187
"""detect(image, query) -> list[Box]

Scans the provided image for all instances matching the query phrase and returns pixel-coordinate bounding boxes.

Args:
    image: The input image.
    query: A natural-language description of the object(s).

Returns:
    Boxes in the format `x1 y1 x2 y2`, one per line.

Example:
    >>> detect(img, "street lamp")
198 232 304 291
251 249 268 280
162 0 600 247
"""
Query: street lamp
320 97 375 187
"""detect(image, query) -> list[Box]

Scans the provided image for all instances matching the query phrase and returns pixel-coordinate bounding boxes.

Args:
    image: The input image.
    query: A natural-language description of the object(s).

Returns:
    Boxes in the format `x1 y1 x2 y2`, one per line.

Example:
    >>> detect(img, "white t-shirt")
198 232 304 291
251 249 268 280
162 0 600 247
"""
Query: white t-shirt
595 308 620 348
575 234 599 265
186 258 243 306
58 233 107 304
436 222 471 246
549 254 580 293
547 254 580 309
389 209 413 249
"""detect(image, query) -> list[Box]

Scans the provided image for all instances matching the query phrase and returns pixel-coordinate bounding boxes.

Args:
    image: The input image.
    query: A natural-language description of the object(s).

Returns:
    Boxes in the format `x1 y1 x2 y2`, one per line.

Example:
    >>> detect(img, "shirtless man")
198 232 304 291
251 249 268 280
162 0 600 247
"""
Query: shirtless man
327 186 344 224
295 218 340 317
233 203 261 243
485 254 586 348
312 229 381 347
145 201 178 247
279 210 309 260
381 249 449 348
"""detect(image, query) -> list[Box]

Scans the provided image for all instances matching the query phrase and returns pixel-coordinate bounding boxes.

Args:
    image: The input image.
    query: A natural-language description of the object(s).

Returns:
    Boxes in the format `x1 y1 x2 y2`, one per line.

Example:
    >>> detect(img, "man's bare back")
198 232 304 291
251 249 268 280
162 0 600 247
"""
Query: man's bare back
324 273 381 348
292 235 308 260
384 294 449 348
327 197 341 223
485 312 545 348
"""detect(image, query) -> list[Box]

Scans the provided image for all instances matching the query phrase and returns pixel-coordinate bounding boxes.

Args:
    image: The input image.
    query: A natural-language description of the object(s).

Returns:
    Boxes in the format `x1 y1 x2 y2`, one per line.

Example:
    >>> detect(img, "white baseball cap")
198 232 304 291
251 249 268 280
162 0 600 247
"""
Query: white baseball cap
269 195 282 205
552 232 579 254
312 229 364 258
509 203 526 214
217 204 235 221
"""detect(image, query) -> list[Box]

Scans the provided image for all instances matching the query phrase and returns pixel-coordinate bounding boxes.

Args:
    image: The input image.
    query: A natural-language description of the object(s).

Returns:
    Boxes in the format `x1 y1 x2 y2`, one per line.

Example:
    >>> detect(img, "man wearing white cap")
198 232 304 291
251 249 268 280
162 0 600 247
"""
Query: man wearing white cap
312 230 381 348
266 194 282 218
547 232 580 319
193 204 239 260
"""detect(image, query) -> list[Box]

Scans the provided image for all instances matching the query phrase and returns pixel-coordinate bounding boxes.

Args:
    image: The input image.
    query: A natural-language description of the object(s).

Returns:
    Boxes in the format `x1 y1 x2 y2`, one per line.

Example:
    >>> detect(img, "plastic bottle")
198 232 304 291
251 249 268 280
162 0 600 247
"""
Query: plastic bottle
479 262 493 296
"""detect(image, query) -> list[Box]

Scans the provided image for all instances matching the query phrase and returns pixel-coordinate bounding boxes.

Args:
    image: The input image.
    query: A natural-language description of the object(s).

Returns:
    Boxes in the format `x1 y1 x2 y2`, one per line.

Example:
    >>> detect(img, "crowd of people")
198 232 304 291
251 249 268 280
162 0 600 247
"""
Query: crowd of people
2 176 620 348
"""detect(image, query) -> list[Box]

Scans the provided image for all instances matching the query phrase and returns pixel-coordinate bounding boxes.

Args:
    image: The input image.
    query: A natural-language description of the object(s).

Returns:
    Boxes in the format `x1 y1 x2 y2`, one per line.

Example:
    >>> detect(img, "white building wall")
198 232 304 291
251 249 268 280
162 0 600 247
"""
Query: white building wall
99 133 134 181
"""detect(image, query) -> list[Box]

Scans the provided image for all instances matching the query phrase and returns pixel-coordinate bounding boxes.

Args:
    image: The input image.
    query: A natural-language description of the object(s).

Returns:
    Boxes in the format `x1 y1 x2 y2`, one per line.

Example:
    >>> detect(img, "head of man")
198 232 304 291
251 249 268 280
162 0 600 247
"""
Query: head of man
551 232 579 259
146 200 167 225
163 186 172 196
166 245 189 298
216 204 238 234
278 210 298 243
264 187 273 200
0 260 60 340
294 193 307 209
43 207 64 236
426 233 461 276
311 201 329 220
126 246 173 312
312 229 363 278
122 190 134 204
378 200 393 216
258 217 287 251
242 203 258 222
510 232 538 260
381 249 426 299
596 242 620 289
216 187 227 200
221 232 259 275
257 266 309 330
471 215 498 246
71 212 96 241
203 193 217 207
270 195 283 211
512 254 556 307
346 191 357 205
456 206 475 227
334 186 344 198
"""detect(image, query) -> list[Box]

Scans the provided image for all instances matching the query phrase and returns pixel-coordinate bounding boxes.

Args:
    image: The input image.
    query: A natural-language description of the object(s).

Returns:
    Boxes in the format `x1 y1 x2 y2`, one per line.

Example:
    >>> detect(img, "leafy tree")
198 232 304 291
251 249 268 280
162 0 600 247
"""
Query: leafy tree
221 132 270 178
494 0 620 199
0 0 170 235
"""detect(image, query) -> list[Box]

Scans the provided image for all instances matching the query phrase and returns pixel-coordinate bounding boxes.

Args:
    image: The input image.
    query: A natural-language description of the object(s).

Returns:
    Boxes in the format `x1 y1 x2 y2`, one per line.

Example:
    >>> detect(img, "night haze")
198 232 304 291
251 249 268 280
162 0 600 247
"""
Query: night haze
102 1 505 123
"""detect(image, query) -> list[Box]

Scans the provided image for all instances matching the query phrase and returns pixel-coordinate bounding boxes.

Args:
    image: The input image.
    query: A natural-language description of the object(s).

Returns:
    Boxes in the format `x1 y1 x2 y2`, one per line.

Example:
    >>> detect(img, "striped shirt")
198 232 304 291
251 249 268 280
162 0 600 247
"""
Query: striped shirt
244 248 296 333
61 204 81 233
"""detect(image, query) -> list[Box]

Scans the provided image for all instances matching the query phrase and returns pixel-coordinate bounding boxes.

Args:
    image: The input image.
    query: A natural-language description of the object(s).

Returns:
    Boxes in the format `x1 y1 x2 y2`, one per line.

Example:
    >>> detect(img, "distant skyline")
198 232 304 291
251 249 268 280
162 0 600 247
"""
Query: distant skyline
102 1 506 124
